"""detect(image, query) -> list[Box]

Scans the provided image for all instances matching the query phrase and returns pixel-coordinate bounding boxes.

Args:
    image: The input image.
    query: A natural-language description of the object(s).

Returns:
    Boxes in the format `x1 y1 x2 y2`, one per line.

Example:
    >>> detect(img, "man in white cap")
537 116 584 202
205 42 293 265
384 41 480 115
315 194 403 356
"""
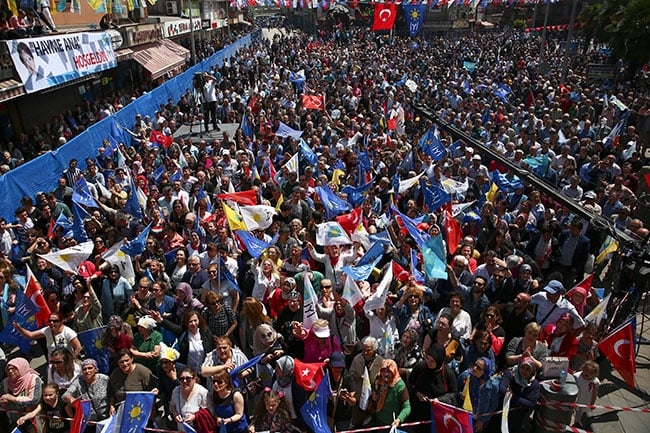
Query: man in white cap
530 280 585 331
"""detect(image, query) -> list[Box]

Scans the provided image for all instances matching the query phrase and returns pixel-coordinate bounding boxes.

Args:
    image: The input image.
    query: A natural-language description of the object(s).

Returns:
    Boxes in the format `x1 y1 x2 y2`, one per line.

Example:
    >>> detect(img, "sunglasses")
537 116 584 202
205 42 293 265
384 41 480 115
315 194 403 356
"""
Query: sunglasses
214 379 225 385
49 319 61 324
180 376 194 382
485 313 496 318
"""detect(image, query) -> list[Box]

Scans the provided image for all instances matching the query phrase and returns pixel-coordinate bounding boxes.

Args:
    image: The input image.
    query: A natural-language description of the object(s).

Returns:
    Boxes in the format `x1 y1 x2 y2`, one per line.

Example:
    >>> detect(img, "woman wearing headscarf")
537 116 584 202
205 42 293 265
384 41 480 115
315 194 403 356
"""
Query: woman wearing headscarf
268 277 297 319
174 282 204 322
62 358 110 423
0 357 43 433
457 357 500 432
496 356 541 433
370 359 410 429
271 356 309 431
408 344 457 432
567 286 588 317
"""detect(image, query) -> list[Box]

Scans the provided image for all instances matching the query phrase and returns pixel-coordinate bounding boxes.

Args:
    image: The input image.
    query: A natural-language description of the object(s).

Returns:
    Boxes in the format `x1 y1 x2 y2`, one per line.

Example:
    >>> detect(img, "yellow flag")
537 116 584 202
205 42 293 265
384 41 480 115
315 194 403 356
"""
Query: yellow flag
331 168 345 185
462 376 473 412
485 182 499 203
7 0 18 15
275 194 284 212
596 236 618 264
222 202 247 231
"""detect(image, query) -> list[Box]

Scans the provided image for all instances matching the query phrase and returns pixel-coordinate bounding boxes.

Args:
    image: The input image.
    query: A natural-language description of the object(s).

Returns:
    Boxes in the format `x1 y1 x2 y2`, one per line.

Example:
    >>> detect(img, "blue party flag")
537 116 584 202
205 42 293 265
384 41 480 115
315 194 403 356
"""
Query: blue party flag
421 180 451 212
77 326 111 374
299 139 319 166
230 353 265 387
71 201 88 243
490 171 523 193
235 230 271 259
403 4 427 37
219 257 241 294
391 205 430 249
72 177 99 209
119 391 155 433
240 112 254 139
0 291 40 355
411 248 426 284
300 372 332 433
419 127 447 161
315 185 351 220
120 222 152 257
124 176 143 220
341 181 374 207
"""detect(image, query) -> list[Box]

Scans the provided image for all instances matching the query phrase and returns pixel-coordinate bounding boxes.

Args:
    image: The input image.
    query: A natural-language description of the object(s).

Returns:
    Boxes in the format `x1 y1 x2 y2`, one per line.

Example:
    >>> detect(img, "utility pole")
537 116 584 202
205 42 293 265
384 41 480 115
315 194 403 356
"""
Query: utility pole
561 0 579 82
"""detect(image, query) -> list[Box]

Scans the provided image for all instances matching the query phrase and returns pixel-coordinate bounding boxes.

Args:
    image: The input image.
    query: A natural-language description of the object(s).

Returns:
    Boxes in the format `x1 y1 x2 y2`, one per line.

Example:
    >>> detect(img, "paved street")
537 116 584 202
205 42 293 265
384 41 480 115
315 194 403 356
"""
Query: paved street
590 298 650 433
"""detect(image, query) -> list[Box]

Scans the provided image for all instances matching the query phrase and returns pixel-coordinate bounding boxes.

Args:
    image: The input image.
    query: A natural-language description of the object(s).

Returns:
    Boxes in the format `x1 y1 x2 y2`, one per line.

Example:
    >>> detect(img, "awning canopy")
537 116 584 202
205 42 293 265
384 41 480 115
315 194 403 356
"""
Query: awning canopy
0 79 25 103
131 39 190 80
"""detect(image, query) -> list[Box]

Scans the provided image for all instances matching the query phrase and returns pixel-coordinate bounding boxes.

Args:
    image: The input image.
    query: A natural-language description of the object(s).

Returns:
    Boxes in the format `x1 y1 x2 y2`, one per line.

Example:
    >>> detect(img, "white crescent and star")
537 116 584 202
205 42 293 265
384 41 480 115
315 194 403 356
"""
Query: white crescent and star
443 413 463 433
614 339 630 358
379 9 392 23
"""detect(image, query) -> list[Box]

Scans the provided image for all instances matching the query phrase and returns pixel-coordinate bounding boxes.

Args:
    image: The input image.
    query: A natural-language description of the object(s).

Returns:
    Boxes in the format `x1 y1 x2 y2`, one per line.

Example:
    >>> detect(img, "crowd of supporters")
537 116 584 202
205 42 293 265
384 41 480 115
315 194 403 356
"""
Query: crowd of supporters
0 22 648 433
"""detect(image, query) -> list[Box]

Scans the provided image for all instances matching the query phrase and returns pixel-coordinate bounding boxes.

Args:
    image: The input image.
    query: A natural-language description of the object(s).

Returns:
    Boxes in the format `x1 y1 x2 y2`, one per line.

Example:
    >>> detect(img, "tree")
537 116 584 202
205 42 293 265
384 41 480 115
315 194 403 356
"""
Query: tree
579 0 650 76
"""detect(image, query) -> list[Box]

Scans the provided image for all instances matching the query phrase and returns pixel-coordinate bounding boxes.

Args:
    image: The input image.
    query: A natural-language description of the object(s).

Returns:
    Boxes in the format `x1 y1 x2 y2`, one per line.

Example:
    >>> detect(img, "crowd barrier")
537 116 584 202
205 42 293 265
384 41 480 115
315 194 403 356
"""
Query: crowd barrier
5 398 647 433
0 31 260 222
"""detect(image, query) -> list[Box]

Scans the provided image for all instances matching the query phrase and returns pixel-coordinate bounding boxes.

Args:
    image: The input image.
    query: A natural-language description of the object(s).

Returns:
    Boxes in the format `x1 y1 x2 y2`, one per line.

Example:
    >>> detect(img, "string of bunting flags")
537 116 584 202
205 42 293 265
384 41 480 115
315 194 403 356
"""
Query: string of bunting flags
229 0 566 11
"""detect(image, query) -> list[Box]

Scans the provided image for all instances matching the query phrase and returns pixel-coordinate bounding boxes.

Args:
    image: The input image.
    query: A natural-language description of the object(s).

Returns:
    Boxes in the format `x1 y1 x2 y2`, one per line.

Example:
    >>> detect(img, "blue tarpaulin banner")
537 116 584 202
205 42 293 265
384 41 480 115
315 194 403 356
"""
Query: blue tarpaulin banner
0 33 255 222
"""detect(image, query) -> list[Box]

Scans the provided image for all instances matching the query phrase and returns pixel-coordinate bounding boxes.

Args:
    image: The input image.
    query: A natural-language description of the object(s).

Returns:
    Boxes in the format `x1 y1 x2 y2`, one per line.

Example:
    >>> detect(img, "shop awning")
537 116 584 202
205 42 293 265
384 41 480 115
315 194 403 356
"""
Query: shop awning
0 79 25 103
131 40 190 80
115 48 134 62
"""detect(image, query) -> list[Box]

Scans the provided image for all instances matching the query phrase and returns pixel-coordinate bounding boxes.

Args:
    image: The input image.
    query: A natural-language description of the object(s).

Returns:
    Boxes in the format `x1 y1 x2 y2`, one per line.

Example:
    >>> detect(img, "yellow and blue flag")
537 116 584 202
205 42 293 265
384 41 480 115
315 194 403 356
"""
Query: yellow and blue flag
120 222 152 257
77 327 111 374
119 391 155 433
315 184 351 220
300 373 331 433
0 291 39 354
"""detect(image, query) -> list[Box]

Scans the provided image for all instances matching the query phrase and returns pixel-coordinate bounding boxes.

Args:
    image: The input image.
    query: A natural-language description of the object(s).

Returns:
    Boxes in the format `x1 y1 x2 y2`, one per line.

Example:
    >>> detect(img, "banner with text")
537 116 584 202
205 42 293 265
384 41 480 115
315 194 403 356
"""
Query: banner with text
6 32 117 93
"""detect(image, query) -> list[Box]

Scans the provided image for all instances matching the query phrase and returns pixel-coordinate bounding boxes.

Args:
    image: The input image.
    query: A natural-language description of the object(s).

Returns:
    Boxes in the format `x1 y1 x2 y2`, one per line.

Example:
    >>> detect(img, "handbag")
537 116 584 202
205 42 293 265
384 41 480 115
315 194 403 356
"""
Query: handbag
239 376 264 400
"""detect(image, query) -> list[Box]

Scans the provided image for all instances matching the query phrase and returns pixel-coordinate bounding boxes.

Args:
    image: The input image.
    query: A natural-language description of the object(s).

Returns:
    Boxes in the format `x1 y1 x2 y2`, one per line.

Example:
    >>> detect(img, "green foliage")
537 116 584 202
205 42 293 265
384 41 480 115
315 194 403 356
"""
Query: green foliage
512 19 526 30
579 0 650 74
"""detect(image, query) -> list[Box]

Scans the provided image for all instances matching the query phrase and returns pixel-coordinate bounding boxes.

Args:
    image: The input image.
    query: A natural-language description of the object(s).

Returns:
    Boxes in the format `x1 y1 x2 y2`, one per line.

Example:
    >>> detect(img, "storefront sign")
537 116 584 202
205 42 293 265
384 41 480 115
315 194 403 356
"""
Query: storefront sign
163 18 203 38
7 32 117 93
123 24 164 47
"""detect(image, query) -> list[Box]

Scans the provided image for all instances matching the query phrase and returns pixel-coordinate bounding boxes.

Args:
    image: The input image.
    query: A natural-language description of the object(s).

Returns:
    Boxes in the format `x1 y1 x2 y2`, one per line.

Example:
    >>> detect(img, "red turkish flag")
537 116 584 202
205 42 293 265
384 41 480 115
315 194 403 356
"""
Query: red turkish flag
432 400 473 433
216 190 258 205
336 207 362 235
302 94 325 111
372 4 397 31
387 117 398 131
161 134 173 148
294 359 325 391
25 265 51 327
566 273 595 299
444 207 462 255
149 130 164 144
598 318 636 387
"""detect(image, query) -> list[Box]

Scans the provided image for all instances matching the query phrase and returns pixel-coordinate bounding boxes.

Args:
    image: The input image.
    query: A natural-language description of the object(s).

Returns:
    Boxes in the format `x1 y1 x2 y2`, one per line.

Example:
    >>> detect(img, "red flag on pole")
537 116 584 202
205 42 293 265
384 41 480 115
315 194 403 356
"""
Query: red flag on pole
70 399 91 433
336 207 362 235
566 273 594 298
432 399 474 433
294 359 325 391
216 190 258 205
372 4 397 31
302 94 325 111
25 265 51 327
444 206 462 255
597 318 636 387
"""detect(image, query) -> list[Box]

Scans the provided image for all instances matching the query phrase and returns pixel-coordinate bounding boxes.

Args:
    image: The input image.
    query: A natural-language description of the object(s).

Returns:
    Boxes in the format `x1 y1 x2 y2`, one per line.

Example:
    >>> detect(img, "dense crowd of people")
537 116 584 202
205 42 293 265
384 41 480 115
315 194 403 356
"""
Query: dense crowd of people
0 20 648 433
